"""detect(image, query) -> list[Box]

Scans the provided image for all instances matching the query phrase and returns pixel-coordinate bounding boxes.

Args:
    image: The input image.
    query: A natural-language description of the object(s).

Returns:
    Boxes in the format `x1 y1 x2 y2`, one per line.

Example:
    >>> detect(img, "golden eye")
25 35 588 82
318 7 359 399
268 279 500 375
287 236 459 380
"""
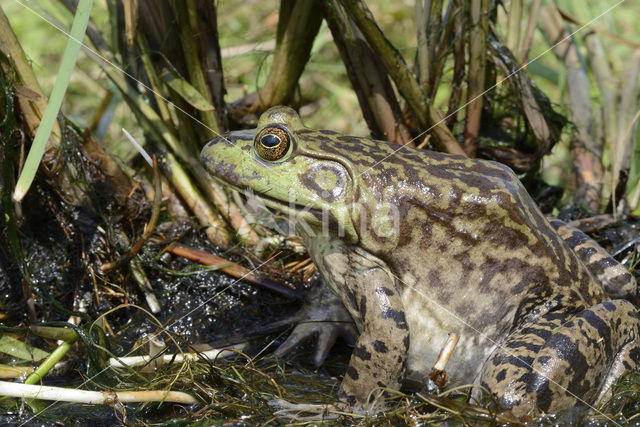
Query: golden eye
255 125 291 161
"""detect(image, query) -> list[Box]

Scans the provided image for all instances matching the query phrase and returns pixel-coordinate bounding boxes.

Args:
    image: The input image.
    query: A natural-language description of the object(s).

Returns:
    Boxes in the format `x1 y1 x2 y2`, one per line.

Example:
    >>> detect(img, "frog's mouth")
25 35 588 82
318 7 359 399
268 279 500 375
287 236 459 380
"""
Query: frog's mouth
210 175 325 223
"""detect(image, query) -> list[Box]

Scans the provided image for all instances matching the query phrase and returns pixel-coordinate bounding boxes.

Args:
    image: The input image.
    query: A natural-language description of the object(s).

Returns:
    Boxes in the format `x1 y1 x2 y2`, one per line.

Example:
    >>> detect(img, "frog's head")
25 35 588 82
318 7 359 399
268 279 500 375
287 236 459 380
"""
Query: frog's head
201 106 358 242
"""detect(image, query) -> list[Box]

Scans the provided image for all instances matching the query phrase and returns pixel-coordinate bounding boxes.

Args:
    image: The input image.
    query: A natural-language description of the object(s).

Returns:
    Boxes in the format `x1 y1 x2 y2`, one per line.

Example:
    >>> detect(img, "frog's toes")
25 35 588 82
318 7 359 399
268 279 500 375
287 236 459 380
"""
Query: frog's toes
274 320 358 366
268 398 340 420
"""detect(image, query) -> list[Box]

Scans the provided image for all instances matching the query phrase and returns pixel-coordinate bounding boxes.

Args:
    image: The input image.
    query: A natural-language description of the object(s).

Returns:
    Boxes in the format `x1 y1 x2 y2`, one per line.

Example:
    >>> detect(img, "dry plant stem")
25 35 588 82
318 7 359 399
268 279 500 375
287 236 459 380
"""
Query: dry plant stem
167 245 301 299
488 28 563 159
323 1 413 146
62 0 254 245
426 0 443 94
519 0 541 62
416 0 443 96
415 0 430 92
130 257 160 313
194 0 228 130
170 95 202 155
138 35 177 135
0 381 197 405
123 0 138 48
341 0 428 128
429 332 459 388
82 130 133 196
190 159 260 245
275 0 295 45
505 0 522 55
171 0 219 137
446 0 465 129
129 156 162 256
98 47 251 245
135 0 164 50
557 8 640 49
614 50 640 197
340 0 463 154
463 0 489 157
433 333 460 371
86 56 228 245
428 3 460 100
164 152 229 246
0 366 36 379
540 4 601 211
288 257 312 273
0 8 61 146
584 34 616 161
88 90 114 132
256 0 323 109
108 344 246 369
429 106 466 156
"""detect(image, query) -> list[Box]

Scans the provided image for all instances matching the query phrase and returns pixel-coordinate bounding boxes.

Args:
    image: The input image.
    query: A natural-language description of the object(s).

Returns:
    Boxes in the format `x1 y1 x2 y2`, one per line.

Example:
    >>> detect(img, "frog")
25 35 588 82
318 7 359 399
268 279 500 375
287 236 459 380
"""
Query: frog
201 106 639 416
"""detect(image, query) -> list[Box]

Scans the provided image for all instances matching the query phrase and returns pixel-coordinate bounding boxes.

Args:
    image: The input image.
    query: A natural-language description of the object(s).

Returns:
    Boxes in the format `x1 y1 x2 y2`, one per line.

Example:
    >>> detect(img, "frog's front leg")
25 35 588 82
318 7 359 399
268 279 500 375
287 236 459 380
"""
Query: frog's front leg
303 235 410 410
338 268 409 409
481 296 640 417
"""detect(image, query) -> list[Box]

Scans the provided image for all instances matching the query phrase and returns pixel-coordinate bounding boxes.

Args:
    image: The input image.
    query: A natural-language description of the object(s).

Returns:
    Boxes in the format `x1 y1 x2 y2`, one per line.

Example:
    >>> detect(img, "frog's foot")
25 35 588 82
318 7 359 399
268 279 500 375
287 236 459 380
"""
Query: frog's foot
480 298 640 417
268 398 343 420
274 284 357 366
274 319 358 366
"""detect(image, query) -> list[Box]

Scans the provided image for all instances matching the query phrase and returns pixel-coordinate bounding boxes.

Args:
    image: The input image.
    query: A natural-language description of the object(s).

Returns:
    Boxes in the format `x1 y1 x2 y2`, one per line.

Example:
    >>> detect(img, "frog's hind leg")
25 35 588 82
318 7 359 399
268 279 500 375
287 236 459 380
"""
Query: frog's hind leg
480 299 640 417
594 316 640 407
548 218 637 300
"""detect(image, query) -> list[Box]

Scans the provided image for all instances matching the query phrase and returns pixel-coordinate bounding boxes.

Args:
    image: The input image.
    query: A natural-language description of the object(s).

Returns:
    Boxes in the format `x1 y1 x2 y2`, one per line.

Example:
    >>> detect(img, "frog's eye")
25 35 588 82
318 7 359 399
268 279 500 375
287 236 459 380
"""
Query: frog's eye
254 125 292 161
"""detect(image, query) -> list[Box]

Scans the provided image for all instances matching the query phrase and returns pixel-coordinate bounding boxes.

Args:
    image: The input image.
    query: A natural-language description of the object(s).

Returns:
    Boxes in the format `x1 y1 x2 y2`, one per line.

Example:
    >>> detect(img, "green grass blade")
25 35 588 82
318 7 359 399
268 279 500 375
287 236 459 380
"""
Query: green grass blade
12 0 93 202
160 69 215 111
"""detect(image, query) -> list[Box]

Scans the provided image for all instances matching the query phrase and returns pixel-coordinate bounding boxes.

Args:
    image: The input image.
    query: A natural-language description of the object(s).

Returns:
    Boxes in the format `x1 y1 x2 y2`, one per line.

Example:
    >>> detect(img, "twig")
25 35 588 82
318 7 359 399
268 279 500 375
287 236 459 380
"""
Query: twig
429 332 459 388
167 244 302 299
558 8 640 49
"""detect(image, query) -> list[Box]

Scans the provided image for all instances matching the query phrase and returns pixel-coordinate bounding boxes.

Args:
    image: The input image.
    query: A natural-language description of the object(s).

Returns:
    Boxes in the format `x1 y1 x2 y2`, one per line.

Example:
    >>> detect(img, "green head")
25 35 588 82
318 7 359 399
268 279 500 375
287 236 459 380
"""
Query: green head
201 106 359 241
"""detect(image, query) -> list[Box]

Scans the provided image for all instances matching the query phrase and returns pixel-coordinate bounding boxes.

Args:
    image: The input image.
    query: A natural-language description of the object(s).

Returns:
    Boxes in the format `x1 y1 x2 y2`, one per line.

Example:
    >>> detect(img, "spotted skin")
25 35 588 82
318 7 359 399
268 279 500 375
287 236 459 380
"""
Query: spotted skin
481 296 639 414
201 106 640 415
549 219 637 301
300 234 409 408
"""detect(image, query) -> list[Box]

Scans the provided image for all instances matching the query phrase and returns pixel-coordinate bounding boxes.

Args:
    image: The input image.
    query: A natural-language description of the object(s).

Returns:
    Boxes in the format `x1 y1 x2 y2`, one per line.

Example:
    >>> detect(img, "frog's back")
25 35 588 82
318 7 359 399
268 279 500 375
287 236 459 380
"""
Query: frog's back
315 135 606 308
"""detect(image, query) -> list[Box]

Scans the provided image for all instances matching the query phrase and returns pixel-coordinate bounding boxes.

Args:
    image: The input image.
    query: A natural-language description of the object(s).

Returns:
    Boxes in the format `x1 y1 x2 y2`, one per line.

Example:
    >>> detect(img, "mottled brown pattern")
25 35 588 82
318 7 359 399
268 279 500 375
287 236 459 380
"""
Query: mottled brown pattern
481 298 639 416
549 219 637 301
202 106 640 416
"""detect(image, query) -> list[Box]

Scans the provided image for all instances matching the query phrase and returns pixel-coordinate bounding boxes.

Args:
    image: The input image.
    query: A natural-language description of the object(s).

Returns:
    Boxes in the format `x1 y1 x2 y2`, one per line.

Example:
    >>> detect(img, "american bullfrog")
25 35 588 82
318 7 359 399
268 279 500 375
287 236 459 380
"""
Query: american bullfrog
201 106 639 416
